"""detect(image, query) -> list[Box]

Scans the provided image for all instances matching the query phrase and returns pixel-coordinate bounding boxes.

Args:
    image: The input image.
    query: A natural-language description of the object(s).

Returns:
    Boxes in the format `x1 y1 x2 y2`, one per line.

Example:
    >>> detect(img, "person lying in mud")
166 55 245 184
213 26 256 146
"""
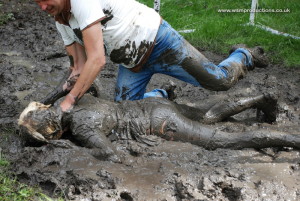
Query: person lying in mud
35 0 268 113
18 92 300 161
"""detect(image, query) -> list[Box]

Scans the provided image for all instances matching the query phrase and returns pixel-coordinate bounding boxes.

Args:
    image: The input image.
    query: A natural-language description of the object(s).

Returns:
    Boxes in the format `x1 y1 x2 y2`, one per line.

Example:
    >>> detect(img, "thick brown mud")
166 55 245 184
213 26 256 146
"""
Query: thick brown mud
1 1 300 200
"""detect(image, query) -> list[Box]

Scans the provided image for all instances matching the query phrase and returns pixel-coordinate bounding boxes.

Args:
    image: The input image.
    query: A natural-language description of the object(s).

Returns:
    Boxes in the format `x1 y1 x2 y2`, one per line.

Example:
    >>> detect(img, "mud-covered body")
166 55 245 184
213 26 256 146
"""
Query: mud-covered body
59 95 300 160
63 97 173 146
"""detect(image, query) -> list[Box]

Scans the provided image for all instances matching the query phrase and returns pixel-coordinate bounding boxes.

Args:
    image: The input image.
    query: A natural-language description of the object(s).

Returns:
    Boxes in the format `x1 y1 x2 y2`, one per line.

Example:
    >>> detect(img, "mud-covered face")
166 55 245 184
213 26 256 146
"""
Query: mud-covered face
18 102 63 142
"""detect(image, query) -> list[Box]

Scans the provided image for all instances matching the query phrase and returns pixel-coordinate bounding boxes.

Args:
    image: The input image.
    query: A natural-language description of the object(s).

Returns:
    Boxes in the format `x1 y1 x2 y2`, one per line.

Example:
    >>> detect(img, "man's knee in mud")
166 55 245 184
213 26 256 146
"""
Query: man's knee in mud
200 79 235 92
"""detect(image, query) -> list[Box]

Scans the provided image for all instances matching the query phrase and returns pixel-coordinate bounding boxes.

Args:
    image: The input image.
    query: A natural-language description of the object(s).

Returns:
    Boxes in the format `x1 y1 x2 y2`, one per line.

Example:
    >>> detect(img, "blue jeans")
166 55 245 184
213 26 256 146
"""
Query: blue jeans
115 20 253 101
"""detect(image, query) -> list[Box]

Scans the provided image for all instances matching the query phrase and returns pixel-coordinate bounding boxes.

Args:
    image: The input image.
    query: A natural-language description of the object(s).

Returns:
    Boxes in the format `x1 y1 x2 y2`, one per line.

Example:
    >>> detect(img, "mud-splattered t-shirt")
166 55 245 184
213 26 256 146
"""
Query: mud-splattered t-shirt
56 0 161 68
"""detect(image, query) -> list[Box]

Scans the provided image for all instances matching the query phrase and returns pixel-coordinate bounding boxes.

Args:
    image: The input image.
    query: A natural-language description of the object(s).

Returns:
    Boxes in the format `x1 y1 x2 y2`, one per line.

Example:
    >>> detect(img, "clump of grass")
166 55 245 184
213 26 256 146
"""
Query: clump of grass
0 4 15 26
138 0 300 67
0 151 59 201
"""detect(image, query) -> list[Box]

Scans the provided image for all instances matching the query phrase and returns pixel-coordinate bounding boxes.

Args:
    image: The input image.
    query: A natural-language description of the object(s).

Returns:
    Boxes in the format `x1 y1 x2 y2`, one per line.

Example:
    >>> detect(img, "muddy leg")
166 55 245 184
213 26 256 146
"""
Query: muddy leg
151 105 300 150
180 40 252 91
141 21 256 96
174 94 230 121
202 93 277 124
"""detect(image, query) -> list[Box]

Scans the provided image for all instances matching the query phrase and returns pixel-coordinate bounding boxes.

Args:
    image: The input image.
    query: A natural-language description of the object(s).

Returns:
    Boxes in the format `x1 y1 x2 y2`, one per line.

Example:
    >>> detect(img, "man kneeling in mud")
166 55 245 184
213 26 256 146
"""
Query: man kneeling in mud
18 93 300 161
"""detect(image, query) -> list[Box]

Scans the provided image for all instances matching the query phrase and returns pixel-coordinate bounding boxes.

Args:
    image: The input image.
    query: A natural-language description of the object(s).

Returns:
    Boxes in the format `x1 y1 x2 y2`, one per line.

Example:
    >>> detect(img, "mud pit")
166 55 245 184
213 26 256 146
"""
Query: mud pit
1 1 300 200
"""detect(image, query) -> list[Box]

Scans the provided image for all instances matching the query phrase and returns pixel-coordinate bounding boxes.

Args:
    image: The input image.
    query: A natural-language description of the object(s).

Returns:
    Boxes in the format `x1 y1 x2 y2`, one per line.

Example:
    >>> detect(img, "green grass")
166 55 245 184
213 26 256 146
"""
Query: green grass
0 4 15 26
138 0 300 67
0 150 61 200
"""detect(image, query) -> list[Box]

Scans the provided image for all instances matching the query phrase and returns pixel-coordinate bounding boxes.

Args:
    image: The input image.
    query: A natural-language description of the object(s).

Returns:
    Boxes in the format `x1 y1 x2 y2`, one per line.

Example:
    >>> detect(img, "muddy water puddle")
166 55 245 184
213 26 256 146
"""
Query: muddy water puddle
64 141 198 199
1 51 36 69
1 51 67 106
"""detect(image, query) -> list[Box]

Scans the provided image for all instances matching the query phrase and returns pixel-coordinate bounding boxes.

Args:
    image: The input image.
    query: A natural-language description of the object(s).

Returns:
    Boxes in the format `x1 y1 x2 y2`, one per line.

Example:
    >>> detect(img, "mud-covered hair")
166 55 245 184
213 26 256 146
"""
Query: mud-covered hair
18 102 63 143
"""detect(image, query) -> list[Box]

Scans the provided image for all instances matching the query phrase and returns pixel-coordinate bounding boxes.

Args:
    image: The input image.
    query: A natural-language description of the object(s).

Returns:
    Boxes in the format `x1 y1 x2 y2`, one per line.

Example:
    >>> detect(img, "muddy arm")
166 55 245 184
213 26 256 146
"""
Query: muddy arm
78 131 120 162
151 105 300 150
68 113 120 162
41 44 88 106
41 69 99 105
72 129 119 162
41 68 78 105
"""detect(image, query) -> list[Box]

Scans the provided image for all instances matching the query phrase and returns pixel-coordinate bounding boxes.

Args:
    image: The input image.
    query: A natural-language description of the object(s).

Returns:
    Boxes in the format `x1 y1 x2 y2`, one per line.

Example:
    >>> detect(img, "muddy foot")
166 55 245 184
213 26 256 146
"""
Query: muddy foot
160 80 177 101
256 91 278 123
229 44 269 69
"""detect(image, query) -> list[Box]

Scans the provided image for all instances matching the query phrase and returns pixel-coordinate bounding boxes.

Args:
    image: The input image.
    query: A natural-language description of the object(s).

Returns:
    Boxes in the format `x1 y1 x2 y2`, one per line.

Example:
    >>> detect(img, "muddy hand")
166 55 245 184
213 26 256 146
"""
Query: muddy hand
41 69 80 105
256 91 279 123
41 69 72 105
60 93 77 112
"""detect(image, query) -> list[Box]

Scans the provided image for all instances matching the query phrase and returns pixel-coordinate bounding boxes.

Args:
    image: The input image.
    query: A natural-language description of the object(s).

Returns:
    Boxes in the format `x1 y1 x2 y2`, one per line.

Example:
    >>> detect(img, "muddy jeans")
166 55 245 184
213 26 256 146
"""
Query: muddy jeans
115 20 253 101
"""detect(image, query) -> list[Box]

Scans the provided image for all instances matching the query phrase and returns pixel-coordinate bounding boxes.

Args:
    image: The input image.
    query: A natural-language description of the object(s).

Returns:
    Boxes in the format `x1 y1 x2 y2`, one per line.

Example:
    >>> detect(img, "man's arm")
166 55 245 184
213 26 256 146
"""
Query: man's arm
60 23 106 111
65 42 87 83
41 42 87 105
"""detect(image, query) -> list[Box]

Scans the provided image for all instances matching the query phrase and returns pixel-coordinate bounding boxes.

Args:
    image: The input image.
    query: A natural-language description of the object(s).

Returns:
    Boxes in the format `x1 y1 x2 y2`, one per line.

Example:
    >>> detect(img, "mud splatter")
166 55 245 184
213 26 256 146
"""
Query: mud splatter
101 8 114 28
72 28 83 42
110 40 152 66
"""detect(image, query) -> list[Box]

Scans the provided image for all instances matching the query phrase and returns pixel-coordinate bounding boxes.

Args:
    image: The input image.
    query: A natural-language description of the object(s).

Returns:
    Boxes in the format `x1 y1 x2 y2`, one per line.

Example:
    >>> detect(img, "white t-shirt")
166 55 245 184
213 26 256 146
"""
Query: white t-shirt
56 0 161 68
